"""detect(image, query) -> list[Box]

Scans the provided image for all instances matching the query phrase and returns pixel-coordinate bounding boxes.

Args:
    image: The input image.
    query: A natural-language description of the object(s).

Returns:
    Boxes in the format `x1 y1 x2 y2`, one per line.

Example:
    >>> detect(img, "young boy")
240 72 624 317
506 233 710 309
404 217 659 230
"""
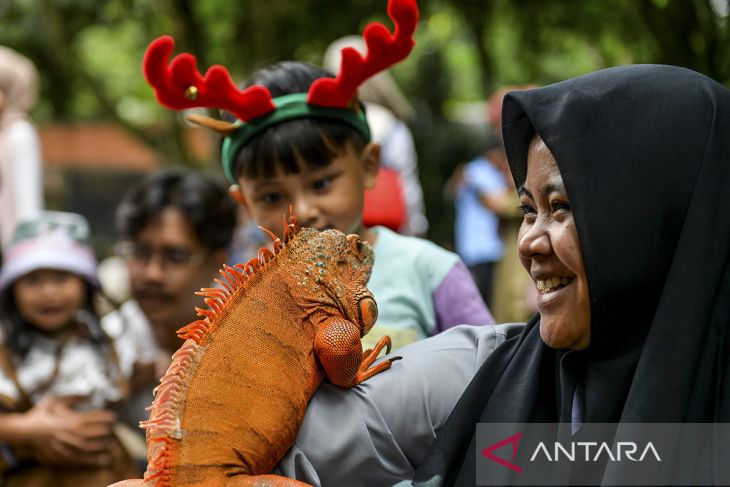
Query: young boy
142 0 494 350
226 63 494 350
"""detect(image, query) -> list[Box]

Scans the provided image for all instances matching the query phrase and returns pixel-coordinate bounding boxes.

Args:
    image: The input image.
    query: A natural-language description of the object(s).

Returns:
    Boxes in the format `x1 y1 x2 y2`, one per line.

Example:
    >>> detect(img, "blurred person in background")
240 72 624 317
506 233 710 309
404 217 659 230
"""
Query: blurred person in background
226 205 269 265
101 168 236 455
446 129 511 309
324 36 428 236
0 46 43 246
487 85 539 322
0 211 138 486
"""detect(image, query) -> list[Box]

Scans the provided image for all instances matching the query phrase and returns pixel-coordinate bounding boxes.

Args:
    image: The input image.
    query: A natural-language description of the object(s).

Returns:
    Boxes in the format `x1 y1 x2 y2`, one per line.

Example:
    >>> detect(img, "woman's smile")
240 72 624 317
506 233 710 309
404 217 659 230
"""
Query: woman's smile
518 136 590 350
535 276 574 293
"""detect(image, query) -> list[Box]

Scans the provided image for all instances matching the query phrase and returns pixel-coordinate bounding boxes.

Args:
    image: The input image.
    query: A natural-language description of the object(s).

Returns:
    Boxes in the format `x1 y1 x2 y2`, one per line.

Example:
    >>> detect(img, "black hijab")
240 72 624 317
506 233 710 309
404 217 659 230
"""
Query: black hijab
413 65 730 485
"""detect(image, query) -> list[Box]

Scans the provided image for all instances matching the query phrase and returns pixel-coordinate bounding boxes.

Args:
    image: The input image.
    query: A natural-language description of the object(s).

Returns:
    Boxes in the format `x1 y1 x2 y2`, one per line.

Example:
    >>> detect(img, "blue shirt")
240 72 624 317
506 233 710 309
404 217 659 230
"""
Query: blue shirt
364 226 492 351
454 157 506 266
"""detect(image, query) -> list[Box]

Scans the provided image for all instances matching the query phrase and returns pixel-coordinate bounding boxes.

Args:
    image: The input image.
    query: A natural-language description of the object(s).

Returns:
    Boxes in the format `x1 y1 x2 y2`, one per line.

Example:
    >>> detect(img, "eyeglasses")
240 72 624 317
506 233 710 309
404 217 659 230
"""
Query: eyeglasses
115 241 208 271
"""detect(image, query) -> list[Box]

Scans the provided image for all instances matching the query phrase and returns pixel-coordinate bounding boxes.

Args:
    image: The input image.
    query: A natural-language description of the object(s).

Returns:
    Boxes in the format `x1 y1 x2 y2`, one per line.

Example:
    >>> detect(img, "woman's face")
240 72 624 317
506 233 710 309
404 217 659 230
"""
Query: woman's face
13 269 87 334
517 136 590 350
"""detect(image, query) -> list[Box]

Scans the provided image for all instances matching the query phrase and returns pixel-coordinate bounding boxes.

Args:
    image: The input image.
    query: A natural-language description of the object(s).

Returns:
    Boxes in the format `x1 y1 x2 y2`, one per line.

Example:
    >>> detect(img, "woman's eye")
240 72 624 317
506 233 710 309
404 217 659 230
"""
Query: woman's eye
551 200 570 212
519 203 536 216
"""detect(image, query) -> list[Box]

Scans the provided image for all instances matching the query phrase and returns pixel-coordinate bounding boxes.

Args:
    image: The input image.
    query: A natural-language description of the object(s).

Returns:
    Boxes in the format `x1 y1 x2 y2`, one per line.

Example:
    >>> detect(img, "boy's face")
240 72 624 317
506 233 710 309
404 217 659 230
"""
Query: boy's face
232 143 379 239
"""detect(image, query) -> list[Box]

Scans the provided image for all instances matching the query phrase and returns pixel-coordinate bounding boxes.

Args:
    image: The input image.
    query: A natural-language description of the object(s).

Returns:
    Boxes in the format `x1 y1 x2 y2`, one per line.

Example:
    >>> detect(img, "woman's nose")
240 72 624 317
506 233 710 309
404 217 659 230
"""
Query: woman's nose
518 223 552 258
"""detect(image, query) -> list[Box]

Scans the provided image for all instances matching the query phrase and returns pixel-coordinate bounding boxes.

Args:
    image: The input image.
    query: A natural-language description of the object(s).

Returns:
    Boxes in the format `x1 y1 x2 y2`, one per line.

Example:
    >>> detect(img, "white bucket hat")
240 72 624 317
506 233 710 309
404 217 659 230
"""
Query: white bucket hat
0 211 99 294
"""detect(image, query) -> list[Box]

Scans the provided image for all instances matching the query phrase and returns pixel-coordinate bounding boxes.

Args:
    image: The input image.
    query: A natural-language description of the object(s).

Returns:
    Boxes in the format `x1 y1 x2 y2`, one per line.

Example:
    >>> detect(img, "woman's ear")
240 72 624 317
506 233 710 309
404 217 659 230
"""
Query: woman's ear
361 143 381 190
228 185 249 209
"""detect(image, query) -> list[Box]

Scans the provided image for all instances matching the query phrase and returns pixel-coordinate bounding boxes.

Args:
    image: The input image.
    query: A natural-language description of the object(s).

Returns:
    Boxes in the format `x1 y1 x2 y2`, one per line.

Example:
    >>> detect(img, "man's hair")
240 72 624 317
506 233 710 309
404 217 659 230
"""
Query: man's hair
230 62 368 180
117 168 236 251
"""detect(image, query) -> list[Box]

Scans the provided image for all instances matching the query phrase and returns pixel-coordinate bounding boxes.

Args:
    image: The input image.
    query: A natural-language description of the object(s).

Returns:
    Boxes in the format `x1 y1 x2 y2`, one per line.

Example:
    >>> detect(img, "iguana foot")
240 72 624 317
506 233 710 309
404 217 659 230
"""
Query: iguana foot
356 335 402 384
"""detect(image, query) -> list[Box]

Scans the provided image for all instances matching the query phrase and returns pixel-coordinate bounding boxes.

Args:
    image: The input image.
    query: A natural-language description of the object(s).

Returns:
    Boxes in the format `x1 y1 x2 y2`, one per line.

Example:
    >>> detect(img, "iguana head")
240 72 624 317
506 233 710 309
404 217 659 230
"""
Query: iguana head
286 226 378 337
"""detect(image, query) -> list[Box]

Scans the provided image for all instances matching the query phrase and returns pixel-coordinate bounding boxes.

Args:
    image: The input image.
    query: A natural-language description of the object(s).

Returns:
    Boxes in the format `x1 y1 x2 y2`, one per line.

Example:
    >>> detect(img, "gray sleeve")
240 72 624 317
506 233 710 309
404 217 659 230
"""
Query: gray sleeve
273 324 522 487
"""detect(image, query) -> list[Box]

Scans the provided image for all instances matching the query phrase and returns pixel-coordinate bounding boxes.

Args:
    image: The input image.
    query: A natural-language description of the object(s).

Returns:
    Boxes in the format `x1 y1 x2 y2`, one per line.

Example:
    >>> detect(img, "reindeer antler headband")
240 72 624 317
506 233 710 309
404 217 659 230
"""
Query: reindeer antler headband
143 0 419 183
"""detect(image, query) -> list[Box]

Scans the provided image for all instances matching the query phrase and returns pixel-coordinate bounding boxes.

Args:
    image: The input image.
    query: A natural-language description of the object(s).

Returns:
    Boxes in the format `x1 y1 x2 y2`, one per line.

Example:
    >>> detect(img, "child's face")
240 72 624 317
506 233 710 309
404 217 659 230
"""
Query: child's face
233 143 379 238
13 269 87 334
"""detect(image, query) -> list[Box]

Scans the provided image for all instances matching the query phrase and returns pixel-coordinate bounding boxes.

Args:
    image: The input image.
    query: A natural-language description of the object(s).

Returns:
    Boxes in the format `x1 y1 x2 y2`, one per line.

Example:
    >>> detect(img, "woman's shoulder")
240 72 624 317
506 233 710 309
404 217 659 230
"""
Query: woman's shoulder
274 323 525 486
391 323 524 366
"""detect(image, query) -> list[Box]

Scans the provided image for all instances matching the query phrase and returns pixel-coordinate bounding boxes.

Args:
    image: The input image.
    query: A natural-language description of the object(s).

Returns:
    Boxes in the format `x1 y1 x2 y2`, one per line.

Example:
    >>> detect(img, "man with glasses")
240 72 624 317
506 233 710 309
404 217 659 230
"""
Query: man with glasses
102 168 237 450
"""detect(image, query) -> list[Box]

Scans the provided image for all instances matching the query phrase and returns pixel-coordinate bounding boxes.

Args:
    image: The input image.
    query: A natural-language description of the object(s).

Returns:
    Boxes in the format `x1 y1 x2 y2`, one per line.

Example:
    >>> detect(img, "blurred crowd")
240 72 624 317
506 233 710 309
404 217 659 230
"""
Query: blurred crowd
0 42 533 485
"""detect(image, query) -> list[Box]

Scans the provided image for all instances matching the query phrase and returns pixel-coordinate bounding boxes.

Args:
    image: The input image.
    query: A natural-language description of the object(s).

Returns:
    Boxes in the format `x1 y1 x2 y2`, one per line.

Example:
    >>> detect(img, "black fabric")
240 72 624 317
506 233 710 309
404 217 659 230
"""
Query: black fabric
413 65 730 486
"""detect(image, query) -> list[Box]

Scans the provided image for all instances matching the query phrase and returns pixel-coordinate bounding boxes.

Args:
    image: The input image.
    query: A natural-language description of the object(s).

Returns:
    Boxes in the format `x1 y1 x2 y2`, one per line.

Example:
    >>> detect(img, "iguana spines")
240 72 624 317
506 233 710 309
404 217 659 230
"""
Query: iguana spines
112 212 396 487
139 216 308 482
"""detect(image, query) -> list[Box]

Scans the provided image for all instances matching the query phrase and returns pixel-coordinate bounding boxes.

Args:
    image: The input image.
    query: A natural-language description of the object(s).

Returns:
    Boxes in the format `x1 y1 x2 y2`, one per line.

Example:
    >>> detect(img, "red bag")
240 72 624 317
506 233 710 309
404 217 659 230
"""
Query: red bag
362 167 407 232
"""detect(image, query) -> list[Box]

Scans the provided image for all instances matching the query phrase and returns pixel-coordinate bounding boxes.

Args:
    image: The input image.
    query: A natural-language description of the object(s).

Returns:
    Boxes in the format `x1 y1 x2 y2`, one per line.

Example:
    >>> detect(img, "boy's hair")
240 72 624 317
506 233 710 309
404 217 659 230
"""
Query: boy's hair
231 62 368 180
142 0 418 182
116 168 237 252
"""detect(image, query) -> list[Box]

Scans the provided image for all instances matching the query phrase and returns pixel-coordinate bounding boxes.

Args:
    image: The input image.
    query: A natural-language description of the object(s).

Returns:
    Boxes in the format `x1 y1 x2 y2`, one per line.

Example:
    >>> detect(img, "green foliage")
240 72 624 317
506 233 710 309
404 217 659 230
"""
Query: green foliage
2 0 729 245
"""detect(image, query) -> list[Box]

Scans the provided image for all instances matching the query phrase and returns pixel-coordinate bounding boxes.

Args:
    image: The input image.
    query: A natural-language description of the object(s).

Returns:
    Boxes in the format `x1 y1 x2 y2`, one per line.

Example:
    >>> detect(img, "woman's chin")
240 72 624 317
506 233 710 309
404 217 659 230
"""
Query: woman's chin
539 321 590 350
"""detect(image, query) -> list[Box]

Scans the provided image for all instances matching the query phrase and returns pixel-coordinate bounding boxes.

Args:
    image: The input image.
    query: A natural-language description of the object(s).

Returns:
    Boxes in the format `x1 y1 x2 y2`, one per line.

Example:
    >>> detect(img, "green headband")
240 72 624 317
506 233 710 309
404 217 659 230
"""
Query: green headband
220 93 371 184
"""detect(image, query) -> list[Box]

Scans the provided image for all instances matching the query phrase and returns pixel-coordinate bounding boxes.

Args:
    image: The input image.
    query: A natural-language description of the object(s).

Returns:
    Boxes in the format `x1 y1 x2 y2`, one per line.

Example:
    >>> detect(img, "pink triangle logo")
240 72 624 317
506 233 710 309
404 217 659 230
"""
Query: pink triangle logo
481 432 524 473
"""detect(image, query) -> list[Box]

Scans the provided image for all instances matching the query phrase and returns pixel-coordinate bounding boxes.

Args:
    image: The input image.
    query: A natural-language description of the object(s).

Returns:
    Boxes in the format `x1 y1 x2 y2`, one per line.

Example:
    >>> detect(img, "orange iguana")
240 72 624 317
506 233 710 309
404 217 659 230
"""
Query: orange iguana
111 214 398 486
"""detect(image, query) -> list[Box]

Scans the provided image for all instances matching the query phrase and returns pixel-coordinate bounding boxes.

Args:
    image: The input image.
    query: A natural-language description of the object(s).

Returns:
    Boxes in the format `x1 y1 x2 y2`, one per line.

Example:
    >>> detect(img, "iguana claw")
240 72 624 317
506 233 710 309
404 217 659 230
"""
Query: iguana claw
356 335 402 384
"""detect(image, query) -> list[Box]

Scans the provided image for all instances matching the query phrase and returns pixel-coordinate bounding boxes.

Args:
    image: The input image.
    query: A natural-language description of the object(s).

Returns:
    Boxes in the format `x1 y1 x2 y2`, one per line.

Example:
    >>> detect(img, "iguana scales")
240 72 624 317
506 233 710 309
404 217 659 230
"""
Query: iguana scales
111 213 398 486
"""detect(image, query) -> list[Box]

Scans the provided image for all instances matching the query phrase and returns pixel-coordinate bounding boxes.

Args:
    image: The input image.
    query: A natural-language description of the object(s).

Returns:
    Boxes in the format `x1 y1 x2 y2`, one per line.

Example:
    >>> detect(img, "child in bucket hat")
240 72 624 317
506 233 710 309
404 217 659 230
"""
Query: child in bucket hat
0 211 99 294
0 211 139 485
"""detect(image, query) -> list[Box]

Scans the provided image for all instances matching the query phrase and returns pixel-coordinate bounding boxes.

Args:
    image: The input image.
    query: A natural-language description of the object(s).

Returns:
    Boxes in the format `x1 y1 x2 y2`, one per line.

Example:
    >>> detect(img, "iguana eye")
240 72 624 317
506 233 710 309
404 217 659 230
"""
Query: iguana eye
348 235 365 255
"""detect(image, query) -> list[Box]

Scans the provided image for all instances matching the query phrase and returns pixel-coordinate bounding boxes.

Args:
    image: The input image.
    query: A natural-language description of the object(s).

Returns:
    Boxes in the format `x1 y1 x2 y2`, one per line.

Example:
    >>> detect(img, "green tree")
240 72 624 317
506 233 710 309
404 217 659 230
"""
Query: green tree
2 0 729 243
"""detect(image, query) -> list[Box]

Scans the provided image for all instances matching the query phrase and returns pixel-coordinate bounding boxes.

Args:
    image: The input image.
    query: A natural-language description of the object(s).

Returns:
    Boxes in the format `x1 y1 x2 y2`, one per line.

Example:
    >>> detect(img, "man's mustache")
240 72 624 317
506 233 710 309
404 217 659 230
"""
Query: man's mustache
133 285 174 302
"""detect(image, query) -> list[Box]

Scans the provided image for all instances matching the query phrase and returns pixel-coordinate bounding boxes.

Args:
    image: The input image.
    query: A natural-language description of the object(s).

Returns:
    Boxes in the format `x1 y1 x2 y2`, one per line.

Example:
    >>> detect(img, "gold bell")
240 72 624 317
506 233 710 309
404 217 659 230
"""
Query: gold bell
184 86 199 101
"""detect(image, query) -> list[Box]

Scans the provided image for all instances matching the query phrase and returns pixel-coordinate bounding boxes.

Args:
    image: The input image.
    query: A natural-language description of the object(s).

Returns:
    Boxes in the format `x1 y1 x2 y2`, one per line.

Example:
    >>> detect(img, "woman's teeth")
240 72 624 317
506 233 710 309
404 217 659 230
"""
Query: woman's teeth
536 277 572 292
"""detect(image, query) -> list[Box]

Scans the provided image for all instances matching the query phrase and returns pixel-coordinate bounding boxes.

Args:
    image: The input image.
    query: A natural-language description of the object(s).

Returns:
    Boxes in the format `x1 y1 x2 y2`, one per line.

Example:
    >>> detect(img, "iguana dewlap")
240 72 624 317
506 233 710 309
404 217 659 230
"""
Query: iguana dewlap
110 214 398 487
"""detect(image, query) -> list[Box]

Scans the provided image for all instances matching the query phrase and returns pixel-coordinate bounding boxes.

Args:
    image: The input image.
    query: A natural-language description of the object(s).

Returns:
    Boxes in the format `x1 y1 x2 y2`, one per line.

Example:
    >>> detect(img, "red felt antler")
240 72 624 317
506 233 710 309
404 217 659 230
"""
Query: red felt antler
307 0 419 108
143 36 276 122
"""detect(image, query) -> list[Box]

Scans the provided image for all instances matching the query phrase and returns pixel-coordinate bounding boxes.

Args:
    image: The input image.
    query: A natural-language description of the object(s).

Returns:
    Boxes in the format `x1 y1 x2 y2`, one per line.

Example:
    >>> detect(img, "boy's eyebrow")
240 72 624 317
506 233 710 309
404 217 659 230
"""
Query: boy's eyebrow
250 177 283 188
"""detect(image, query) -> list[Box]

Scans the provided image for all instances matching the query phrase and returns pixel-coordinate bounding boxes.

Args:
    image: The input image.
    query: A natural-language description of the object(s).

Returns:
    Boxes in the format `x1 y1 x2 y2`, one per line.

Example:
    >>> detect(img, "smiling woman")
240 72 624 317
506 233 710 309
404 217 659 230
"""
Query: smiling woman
268 65 729 487
412 64 730 486
517 136 590 351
